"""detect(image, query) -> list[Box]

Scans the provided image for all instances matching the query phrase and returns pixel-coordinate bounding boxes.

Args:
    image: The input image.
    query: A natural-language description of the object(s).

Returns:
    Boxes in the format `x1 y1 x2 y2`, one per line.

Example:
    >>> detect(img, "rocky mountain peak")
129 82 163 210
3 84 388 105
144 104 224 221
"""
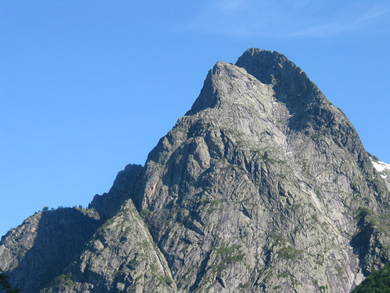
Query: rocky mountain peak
1 48 389 293
236 48 329 129
188 48 329 131
236 48 293 84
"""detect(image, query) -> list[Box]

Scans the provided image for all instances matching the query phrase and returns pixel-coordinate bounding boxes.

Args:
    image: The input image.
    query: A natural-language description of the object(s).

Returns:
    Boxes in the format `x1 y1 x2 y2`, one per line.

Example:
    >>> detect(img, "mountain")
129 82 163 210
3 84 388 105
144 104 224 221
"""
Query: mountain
1 48 389 293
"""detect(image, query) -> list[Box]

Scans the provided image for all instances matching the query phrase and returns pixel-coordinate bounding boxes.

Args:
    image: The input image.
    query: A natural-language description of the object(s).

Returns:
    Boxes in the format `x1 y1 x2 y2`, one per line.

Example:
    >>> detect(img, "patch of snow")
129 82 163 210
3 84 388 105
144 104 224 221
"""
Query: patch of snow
372 160 390 173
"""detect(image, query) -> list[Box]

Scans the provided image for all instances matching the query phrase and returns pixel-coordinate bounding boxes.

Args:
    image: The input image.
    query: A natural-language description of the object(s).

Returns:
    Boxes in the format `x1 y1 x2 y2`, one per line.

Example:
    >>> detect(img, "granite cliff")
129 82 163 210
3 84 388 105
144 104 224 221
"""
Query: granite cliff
1 48 389 293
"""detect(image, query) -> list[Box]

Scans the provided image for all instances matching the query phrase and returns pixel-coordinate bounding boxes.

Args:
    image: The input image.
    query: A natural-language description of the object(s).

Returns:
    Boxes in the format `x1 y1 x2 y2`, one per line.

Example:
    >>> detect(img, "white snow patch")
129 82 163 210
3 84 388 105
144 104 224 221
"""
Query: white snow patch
372 160 390 173
371 159 390 179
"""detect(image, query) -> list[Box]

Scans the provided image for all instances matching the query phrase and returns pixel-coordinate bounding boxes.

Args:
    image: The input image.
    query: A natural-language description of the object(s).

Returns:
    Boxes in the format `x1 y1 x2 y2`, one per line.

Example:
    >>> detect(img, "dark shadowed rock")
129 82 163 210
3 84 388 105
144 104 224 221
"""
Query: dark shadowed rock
0 208 101 292
89 164 144 221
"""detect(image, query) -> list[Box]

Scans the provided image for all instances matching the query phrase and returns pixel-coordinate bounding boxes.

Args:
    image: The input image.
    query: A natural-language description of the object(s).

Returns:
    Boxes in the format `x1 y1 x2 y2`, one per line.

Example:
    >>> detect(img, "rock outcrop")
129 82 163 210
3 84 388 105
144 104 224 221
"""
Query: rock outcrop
0 208 101 292
1 48 389 293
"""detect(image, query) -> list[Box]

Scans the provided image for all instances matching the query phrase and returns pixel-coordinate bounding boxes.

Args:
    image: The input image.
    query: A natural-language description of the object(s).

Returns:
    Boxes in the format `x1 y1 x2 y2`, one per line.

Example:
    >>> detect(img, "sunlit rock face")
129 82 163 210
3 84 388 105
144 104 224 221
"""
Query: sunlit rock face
1 48 389 293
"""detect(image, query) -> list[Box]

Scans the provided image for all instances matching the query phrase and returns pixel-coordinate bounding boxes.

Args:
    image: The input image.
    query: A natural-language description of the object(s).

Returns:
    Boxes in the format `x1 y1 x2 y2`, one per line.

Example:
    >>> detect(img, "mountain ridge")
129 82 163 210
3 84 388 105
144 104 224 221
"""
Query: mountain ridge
1 48 389 293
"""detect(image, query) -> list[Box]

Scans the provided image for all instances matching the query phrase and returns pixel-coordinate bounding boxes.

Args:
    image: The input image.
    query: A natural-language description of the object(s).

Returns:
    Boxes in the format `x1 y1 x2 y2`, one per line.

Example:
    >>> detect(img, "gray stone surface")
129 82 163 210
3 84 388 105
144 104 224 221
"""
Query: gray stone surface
1 48 389 293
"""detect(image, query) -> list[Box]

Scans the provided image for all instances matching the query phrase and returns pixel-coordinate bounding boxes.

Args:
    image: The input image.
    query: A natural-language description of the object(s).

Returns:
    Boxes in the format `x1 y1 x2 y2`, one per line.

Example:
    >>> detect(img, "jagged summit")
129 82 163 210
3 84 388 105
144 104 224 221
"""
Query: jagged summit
236 48 297 84
188 48 306 115
1 49 389 293
186 48 364 166
189 48 332 131
236 48 334 132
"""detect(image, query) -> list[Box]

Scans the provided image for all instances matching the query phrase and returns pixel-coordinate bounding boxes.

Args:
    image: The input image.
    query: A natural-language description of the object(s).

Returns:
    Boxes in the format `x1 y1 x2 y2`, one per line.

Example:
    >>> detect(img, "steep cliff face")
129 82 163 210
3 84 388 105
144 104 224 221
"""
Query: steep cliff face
42 198 176 293
133 49 390 292
1 48 389 293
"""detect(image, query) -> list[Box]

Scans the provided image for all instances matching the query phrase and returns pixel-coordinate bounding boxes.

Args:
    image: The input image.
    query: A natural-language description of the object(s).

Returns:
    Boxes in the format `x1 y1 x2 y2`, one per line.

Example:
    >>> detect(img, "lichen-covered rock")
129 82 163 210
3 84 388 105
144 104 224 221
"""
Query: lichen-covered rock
1 48 389 293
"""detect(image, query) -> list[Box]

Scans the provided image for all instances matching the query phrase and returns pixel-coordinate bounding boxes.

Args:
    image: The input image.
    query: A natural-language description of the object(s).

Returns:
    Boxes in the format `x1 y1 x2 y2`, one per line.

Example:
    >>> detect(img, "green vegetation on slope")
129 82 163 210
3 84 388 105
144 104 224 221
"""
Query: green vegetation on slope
353 263 390 293
0 269 20 293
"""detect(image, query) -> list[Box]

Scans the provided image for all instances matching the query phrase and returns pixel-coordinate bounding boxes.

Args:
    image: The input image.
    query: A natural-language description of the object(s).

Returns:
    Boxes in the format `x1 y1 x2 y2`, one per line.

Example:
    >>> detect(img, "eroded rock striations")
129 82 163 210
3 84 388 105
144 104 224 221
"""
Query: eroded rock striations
1 48 389 293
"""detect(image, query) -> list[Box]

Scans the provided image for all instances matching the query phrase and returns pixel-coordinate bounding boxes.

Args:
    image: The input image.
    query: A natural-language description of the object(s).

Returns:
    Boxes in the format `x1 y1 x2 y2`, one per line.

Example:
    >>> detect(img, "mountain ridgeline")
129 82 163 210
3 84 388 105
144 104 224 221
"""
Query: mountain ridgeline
1 48 389 293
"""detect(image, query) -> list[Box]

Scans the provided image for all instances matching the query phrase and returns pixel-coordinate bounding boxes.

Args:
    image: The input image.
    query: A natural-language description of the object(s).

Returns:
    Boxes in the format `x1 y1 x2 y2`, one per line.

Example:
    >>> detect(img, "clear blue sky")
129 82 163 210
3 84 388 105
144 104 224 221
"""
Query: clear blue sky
1 0 389 237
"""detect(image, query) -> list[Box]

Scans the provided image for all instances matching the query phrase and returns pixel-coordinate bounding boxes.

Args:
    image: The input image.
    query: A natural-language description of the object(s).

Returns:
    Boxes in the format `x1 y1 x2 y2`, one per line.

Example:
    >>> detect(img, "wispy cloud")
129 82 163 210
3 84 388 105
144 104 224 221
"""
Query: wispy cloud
185 0 255 36
289 5 389 37
184 0 390 39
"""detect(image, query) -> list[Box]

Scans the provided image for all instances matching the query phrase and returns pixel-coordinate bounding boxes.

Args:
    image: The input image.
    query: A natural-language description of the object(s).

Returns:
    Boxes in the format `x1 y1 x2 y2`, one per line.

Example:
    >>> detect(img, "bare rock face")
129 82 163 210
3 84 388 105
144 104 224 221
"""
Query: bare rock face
1 48 389 293
89 164 144 221
0 208 101 292
133 49 390 292
41 198 176 293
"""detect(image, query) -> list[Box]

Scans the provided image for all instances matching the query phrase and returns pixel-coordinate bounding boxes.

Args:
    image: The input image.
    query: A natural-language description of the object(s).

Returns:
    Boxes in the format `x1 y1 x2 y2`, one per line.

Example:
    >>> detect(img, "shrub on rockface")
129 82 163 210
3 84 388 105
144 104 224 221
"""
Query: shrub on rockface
0 269 20 293
353 263 390 292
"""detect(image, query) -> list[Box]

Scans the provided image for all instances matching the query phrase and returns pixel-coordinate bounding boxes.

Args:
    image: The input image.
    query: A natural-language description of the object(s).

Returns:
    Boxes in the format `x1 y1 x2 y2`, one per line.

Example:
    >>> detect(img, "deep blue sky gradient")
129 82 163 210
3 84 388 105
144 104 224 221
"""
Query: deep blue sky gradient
1 0 389 237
